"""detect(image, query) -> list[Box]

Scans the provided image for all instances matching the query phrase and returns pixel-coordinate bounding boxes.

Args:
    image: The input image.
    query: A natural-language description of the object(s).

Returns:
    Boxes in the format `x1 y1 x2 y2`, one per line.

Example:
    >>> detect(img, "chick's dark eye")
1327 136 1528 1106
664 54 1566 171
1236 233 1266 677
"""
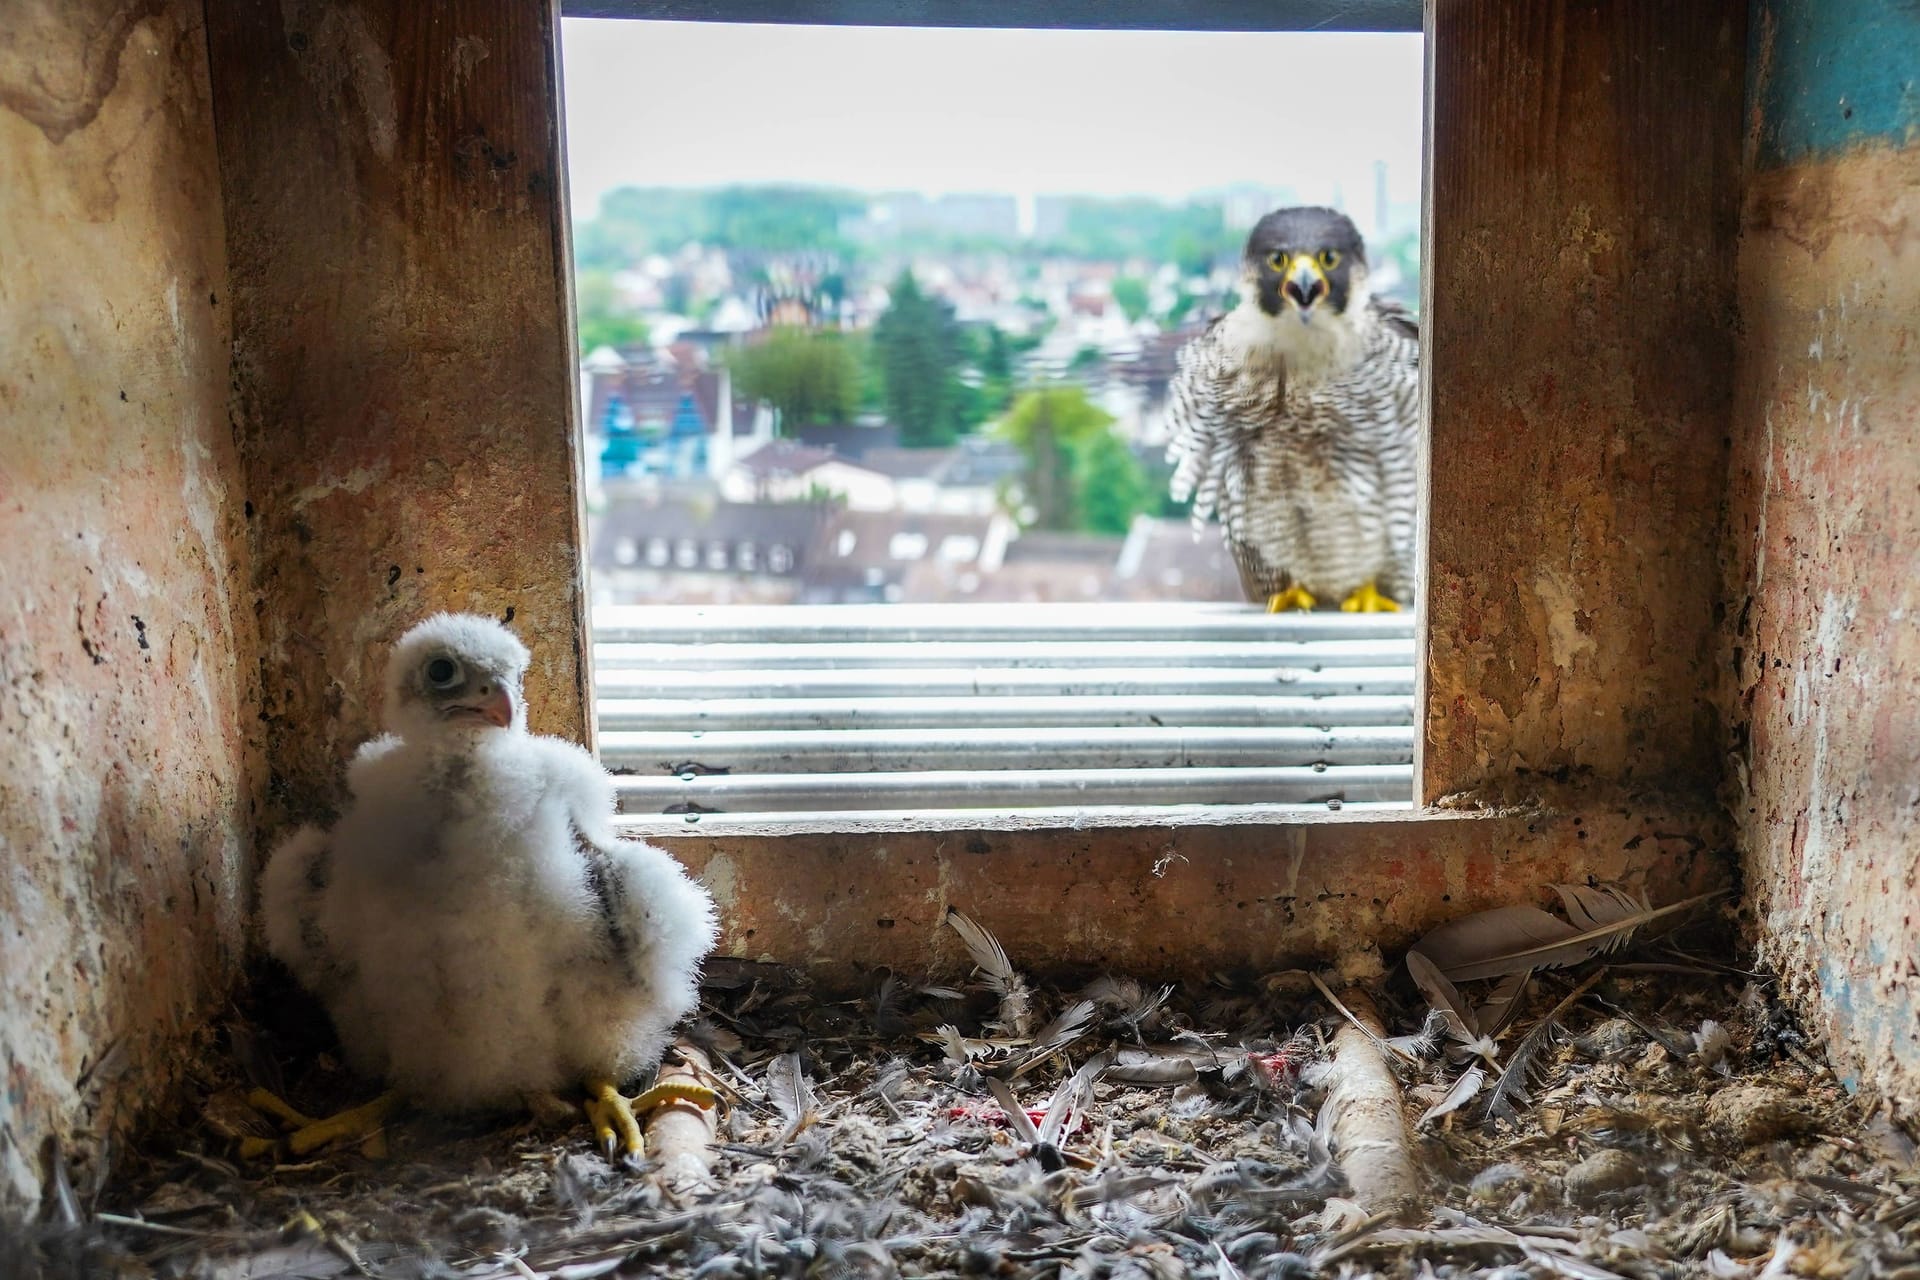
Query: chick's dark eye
1266 250 1289 271
1319 249 1342 269
424 657 462 689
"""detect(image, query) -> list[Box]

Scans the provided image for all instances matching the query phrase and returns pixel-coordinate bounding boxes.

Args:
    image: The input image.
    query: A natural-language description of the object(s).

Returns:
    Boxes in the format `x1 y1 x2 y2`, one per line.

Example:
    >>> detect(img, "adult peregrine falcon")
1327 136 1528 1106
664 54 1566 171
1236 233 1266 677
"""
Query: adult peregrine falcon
1166 206 1420 612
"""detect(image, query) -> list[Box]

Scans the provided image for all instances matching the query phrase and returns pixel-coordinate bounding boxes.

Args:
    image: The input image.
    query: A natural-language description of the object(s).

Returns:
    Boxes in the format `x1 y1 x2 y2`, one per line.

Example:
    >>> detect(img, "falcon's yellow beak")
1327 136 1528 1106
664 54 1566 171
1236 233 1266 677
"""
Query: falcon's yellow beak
1283 255 1329 310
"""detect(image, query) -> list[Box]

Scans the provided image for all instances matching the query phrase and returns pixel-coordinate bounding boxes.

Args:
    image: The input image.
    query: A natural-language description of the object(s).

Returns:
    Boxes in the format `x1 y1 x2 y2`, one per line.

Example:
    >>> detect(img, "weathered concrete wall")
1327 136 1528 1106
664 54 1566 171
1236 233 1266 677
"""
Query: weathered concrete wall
0 0 258 1211
1724 0 1920 1122
203 0 591 824
656 794 1728 986
1423 0 1745 802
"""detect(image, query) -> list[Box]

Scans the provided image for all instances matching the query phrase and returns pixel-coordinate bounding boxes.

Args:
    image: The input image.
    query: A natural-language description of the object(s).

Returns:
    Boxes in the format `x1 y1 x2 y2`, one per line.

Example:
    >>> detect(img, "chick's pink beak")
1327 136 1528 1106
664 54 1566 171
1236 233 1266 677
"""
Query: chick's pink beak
444 687 513 728
476 687 514 728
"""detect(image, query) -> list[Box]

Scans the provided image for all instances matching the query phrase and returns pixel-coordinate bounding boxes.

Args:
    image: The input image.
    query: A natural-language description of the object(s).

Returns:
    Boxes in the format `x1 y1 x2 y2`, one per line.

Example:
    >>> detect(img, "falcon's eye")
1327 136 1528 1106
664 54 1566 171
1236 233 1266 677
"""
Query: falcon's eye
1266 251 1289 271
424 656 462 690
1319 249 1342 270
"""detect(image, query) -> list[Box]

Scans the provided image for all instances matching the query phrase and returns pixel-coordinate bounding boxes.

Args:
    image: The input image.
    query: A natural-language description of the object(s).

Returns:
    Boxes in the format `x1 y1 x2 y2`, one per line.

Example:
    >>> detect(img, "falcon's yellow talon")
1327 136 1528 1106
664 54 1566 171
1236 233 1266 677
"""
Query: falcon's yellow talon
246 1087 317 1130
238 1135 278 1161
629 1081 719 1113
1337 581 1401 613
1266 586 1317 612
283 1090 399 1156
585 1078 646 1160
282 1210 325 1237
582 1078 714 1162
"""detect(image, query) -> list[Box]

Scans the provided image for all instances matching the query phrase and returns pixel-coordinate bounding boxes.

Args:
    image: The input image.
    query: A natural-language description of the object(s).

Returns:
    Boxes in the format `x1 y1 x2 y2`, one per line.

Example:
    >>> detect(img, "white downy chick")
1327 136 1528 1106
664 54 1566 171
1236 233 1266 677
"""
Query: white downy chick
260 612 718 1158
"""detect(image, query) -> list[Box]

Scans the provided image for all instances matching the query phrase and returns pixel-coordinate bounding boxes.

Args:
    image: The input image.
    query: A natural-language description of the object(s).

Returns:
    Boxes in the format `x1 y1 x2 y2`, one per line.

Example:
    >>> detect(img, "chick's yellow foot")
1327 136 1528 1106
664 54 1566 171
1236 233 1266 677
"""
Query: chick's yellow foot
583 1077 720 1162
1338 581 1402 613
243 1087 399 1157
1266 586 1317 613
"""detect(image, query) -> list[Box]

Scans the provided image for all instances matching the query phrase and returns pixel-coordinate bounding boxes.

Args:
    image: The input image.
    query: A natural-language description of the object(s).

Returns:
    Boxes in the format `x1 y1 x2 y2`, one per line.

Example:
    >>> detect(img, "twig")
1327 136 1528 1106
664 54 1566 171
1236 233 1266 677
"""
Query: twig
1320 987 1421 1217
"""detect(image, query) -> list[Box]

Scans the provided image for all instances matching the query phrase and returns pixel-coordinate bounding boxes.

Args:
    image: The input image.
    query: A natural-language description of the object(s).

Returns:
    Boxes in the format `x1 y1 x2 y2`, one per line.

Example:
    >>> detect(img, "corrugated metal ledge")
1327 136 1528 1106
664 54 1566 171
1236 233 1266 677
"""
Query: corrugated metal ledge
592 603 1417 821
616 800 1410 838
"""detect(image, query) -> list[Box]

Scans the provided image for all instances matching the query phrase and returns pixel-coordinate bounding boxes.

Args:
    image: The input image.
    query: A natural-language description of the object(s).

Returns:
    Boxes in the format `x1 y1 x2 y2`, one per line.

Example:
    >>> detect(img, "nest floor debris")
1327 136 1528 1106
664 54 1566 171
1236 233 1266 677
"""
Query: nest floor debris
15 922 1920 1280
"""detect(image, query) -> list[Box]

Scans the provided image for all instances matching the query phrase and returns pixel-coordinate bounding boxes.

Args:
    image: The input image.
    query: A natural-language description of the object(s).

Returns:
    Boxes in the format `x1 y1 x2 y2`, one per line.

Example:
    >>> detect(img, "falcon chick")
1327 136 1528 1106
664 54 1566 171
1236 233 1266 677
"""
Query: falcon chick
1167 206 1421 613
259 612 719 1161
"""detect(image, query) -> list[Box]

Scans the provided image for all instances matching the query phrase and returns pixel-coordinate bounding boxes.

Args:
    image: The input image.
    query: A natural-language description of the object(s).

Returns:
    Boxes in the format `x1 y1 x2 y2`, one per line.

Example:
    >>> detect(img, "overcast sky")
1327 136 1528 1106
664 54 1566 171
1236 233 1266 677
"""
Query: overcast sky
561 21 1425 220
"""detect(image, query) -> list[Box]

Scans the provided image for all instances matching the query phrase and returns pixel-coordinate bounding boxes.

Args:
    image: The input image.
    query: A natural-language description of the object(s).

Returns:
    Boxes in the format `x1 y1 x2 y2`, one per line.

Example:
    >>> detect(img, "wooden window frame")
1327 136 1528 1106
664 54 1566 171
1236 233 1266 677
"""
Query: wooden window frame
206 0 1739 976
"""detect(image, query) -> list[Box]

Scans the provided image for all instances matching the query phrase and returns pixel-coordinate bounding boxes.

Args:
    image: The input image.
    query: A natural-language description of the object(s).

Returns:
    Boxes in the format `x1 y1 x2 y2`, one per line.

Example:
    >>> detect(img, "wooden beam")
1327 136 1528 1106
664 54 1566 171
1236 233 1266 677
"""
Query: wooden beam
204 0 593 824
1420 0 1745 803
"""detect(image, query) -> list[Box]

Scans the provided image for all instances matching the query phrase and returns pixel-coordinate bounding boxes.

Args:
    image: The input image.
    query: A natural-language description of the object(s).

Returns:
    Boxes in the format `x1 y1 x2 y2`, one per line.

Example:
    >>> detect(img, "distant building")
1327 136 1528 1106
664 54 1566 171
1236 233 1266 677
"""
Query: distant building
581 346 775 489
801 507 1015 604
1113 515 1243 601
933 436 1026 511
1109 325 1205 445
721 434 1025 517
721 440 898 510
972 530 1123 603
789 420 900 460
588 495 835 606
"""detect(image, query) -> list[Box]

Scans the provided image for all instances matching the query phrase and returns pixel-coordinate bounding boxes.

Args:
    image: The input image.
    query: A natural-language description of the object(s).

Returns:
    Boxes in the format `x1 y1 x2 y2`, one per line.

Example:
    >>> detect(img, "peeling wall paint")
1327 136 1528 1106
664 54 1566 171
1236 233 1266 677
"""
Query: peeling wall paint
202 0 590 828
1748 0 1920 167
1725 116 1920 1119
658 796 1728 986
1423 0 1745 802
0 0 259 1212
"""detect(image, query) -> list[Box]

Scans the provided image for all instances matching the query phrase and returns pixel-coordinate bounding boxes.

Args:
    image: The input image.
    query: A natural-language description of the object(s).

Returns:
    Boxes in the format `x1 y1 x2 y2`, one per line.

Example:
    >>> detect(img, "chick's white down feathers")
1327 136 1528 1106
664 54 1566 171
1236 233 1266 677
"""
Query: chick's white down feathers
262 612 718 1109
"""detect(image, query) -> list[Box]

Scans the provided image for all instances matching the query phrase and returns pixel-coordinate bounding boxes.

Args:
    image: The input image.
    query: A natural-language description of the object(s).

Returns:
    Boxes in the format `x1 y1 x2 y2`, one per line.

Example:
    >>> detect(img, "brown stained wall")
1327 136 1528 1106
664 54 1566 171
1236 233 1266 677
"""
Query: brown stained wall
655 797 1728 986
203 0 590 824
1422 2 1745 802
0 0 258 1211
1725 142 1920 1120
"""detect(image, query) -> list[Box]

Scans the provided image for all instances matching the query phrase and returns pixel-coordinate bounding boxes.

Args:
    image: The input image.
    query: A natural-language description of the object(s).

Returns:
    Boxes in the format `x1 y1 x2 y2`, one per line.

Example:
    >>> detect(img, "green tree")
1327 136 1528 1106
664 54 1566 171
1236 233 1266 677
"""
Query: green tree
996 386 1114 531
726 329 860 429
575 269 649 355
573 185 864 264
975 326 1016 418
1070 428 1153 535
1111 276 1150 324
872 270 964 446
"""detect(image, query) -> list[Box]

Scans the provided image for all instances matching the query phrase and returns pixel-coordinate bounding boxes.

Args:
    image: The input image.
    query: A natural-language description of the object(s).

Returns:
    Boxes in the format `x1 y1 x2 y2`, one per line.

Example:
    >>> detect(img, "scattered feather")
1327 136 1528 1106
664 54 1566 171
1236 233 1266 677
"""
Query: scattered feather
1310 971 1414 1063
1693 1019 1735 1075
1476 971 1533 1039
1038 1048 1112 1147
1107 1046 1208 1086
1410 887 1723 981
1406 949 1481 1042
944 906 1035 1036
1418 1064 1488 1127
765 1051 816 1143
1483 969 1606 1122
983 1075 1041 1144
1008 998 1097 1078
1385 1008 1453 1062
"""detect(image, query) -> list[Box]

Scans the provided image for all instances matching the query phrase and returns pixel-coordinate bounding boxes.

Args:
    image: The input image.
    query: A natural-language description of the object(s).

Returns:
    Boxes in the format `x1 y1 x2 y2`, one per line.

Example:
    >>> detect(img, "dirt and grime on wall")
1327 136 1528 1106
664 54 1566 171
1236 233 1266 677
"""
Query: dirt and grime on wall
1719 134 1920 1134
1421 0 1744 803
16 898 1918 1280
0 0 261 1214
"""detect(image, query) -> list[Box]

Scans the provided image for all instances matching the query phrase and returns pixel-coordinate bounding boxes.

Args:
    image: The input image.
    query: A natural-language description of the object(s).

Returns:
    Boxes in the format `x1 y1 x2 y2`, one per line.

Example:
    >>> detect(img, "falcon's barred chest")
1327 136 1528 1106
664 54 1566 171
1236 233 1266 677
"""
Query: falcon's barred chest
1166 207 1422 609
